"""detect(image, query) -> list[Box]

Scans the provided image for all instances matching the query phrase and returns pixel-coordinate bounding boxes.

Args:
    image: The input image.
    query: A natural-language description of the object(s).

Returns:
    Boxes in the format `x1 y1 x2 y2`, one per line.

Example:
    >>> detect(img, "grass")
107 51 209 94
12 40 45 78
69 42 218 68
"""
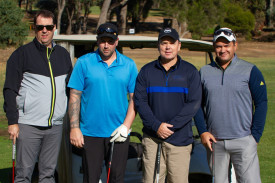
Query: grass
148 9 166 17
89 6 101 15
0 50 275 183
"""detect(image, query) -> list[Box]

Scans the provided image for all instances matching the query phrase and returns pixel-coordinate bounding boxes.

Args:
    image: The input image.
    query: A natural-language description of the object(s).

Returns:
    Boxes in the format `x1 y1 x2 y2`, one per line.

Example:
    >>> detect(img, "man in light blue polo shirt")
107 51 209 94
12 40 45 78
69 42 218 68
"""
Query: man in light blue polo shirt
68 23 138 183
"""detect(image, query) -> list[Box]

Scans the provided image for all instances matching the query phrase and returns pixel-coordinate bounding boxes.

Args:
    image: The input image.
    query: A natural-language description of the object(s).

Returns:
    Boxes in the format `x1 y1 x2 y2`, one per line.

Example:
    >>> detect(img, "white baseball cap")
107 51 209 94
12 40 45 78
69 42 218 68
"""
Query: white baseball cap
213 28 236 42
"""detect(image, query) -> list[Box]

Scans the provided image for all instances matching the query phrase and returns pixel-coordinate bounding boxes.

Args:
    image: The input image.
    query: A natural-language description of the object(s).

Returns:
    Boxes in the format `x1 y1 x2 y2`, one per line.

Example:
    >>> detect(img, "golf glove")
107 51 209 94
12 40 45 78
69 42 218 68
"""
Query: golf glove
110 124 129 142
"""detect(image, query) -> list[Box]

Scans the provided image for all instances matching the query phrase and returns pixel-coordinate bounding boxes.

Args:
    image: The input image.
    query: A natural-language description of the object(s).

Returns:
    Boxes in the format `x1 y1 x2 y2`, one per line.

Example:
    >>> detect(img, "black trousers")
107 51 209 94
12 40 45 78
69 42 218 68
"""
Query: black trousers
82 136 130 183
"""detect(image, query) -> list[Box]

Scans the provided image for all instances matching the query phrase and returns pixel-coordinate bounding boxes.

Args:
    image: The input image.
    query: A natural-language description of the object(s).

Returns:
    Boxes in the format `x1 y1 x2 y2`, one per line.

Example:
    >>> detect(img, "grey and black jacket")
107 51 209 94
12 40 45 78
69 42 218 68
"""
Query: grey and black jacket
3 38 72 127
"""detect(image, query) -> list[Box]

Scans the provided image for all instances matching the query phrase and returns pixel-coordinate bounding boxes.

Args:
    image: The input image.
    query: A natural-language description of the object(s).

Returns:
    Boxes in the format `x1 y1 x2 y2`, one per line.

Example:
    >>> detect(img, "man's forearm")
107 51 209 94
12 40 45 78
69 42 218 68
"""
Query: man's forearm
68 89 82 129
123 93 136 129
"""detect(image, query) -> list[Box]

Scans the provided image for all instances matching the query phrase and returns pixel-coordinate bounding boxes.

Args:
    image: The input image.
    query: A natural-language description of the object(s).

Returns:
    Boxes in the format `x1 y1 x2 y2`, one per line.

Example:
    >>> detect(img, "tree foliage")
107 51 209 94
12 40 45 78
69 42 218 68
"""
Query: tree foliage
158 0 259 39
0 0 29 48
127 0 154 27
223 4 255 39
187 0 227 39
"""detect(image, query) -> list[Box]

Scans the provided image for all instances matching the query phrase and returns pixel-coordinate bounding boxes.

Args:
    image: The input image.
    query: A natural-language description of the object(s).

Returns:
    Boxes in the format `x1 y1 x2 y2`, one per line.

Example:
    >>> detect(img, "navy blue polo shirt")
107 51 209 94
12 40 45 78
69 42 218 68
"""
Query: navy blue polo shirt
134 56 202 146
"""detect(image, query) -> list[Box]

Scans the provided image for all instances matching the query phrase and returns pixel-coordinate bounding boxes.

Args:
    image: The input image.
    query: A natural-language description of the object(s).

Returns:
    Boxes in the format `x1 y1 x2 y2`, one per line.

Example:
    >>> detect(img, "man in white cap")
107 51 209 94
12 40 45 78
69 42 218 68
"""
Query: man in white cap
194 27 267 182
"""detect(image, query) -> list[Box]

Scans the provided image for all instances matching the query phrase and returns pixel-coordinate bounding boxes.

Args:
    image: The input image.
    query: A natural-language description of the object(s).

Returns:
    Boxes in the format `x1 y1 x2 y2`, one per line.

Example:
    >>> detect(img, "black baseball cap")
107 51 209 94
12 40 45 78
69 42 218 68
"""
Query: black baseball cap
158 28 179 41
97 23 118 40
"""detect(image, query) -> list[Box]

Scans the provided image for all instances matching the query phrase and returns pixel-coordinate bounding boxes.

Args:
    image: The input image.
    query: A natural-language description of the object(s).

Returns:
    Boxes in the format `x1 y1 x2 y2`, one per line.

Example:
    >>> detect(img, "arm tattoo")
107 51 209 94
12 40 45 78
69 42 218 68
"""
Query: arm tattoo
69 89 82 129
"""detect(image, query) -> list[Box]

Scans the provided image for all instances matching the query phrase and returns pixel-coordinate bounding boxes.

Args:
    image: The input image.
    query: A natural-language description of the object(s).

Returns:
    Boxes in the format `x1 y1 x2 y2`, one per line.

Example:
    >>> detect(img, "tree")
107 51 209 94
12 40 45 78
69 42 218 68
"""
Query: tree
56 0 67 34
224 4 255 39
65 0 76 34
127 0 153 29
267 0 274 27
187 0 227 39
0 0 29 48
160 0 188 35
230 0 266 32
159 0 226 39
97 0 112 28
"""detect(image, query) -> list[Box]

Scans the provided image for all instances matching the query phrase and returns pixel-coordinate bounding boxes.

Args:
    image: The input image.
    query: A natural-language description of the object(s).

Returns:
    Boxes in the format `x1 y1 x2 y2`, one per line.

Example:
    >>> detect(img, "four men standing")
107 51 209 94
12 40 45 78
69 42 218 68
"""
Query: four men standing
4 10 267 183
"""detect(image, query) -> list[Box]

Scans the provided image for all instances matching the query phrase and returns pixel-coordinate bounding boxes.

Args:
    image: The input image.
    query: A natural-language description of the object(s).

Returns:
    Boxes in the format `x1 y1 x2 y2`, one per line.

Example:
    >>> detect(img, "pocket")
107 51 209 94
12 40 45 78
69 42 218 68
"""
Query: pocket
249 135 257 146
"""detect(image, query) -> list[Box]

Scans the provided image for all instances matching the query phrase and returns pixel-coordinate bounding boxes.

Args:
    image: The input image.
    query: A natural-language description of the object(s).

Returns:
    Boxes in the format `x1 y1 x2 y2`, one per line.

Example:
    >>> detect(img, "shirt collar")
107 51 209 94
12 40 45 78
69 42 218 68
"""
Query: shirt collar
155 55 181 71
95 49 123 66
213 54 238 70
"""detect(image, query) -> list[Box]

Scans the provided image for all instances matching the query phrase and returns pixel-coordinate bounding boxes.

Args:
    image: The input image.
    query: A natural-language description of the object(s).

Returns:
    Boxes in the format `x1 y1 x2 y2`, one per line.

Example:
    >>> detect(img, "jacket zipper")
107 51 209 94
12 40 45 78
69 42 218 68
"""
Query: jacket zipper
47 47 55 126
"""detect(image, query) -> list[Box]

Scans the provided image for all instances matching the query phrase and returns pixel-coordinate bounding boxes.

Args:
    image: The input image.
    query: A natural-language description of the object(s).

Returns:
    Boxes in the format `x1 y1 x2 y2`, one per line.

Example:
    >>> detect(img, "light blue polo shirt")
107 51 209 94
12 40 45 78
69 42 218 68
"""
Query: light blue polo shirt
68 49 138 137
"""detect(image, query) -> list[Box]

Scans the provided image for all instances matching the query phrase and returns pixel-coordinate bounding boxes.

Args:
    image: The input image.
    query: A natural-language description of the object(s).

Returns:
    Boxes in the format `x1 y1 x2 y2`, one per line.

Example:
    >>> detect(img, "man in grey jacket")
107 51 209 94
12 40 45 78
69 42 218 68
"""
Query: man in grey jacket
4 10 72 182
195 27 267 183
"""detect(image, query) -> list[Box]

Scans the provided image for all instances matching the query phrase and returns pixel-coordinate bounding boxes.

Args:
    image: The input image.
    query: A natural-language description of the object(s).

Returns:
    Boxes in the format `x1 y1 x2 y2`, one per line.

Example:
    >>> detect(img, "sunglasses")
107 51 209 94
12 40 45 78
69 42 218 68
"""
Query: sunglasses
35 25 55 31
97 27 117 35
214 29 235 38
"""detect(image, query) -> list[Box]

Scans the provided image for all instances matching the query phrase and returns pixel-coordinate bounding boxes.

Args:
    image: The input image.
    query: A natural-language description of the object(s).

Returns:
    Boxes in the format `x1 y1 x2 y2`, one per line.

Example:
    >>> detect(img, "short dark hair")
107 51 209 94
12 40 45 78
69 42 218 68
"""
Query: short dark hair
34 10 56 25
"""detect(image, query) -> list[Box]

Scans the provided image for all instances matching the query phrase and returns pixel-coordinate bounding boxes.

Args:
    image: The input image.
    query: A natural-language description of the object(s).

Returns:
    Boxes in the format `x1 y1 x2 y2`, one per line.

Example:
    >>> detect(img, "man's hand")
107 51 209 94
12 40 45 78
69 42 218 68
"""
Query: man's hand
110 124 129 142
8 124 19 144
70 128 84 148
200 132 216 151
157 123 174 139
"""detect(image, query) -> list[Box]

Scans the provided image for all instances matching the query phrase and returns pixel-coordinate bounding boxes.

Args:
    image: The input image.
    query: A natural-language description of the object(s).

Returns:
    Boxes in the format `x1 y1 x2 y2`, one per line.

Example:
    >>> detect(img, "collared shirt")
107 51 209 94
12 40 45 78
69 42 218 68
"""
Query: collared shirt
68 49 138 137
134 56 202 146
194 55 267 142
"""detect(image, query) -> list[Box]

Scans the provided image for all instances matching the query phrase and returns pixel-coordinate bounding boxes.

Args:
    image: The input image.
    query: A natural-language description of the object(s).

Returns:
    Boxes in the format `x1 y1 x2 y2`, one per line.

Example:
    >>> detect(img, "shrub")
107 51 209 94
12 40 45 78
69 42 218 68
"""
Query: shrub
0 0 29 48
223 4 255 40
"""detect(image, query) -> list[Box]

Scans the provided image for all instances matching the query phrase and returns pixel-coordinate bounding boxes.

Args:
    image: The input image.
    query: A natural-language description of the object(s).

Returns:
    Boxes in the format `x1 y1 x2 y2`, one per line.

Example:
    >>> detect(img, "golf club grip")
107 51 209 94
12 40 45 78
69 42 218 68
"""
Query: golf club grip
12 143 16 160
109 142 115 166
156 143 161 174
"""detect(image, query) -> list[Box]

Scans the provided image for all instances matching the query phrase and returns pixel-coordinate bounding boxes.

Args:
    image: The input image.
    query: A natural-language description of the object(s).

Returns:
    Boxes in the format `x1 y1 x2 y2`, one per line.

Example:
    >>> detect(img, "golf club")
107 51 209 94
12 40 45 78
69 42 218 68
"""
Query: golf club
107 141 115 183
12 142 16 183
212 142 215 183
154 142 161 183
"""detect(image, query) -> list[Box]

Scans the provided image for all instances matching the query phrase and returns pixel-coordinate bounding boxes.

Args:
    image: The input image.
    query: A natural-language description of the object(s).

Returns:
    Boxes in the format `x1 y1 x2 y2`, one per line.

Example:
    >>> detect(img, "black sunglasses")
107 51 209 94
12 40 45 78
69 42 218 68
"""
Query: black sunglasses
214 29 235 37
36 25 55 31
97 27 117 35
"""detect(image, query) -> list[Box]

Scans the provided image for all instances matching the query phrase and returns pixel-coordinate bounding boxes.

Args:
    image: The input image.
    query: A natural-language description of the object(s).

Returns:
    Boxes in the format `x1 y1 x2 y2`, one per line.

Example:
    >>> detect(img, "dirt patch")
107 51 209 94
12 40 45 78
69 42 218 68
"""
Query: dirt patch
0 128 9 137
0 47 16 64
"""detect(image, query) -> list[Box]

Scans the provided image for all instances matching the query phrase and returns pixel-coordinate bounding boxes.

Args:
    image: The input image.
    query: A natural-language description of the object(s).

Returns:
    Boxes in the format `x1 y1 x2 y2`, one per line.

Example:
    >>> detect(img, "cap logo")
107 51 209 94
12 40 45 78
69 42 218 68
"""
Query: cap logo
164 29 172 33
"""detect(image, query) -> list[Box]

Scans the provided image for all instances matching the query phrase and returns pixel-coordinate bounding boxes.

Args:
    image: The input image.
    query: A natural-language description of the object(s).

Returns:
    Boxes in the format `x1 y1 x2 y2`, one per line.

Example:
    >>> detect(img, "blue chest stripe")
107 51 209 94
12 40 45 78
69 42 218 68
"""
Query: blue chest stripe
147 86 188 93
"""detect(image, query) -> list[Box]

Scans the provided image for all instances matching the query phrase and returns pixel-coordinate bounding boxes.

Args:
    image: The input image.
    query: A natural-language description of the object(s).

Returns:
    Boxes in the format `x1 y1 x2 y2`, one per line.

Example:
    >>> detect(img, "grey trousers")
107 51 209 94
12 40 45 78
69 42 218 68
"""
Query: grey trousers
15 124 63 183
208 135 261 183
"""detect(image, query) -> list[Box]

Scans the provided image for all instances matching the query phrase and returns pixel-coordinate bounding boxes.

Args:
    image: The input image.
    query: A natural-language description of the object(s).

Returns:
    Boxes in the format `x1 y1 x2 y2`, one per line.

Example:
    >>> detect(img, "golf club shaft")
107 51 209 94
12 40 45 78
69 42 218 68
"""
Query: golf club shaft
156 143 161 183
212 142 215 183
107 141 115 183
12 143 16 183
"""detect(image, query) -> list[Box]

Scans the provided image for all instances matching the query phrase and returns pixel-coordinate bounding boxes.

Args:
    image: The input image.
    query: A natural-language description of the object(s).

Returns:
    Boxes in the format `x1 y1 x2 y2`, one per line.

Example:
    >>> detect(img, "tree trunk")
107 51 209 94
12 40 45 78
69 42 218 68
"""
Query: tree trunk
97 0 112 29
172 17 179 33
119 4 127 35
269 0 274 27
75 1 82 34
56 0 66 34
28 0 33 12
66 7 74 34
83 1 91 34
25 0 28 11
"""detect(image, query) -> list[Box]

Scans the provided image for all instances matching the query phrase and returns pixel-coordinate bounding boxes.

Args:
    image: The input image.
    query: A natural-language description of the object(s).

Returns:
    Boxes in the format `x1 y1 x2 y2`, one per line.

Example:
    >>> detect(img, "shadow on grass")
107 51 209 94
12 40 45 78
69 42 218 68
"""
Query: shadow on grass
0 164 58 183
0 167 12 183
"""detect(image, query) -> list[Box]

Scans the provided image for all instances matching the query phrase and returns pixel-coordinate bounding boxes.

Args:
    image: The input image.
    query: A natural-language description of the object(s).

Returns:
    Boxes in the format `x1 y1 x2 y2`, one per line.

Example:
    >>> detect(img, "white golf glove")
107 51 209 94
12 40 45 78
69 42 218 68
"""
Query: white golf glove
110 124 129 142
